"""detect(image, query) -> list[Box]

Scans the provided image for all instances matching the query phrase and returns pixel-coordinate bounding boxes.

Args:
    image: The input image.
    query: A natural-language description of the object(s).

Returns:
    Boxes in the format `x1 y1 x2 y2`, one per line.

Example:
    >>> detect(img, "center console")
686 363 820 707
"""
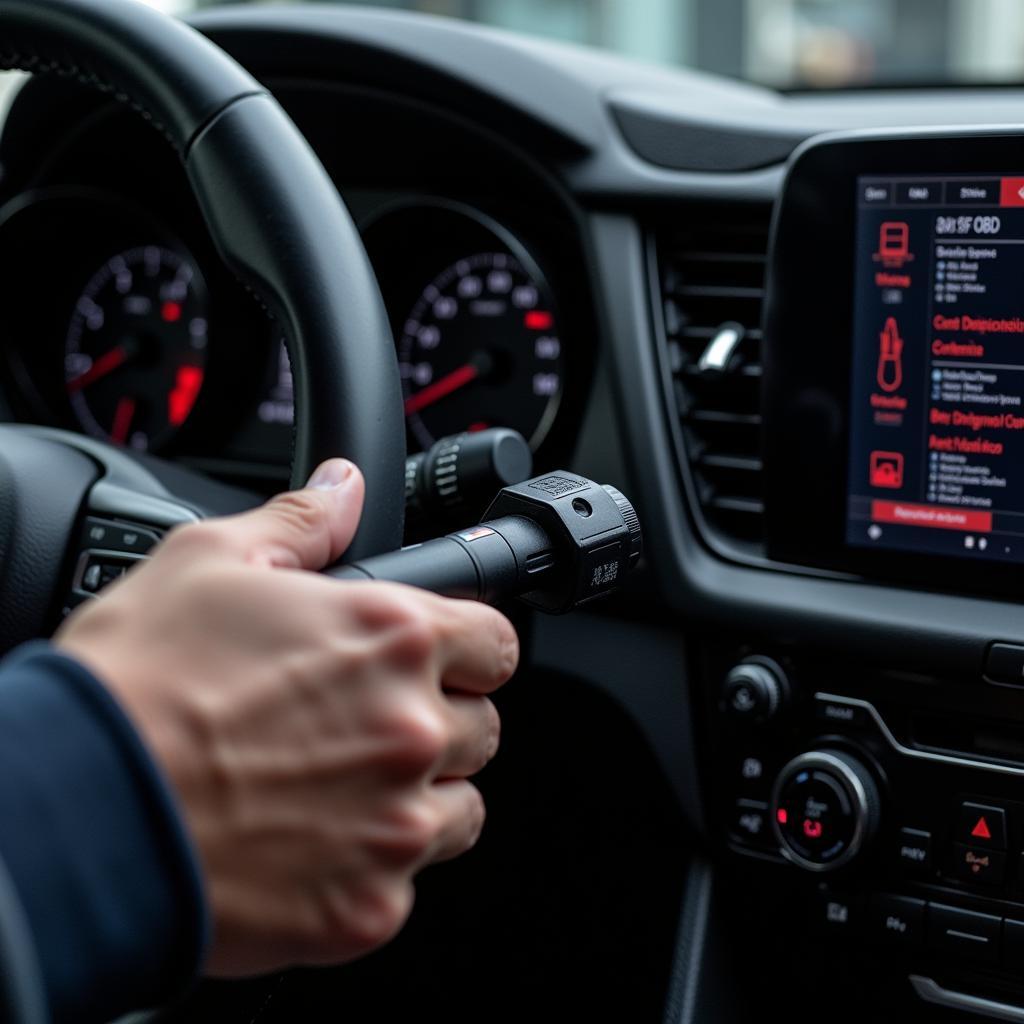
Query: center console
705 130 1024 1016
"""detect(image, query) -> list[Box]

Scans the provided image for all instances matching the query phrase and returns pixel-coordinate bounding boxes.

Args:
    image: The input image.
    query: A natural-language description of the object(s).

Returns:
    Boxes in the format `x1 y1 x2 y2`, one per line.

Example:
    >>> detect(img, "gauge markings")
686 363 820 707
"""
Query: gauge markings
64 245 209 450
66 343 130 393
399 251 564 451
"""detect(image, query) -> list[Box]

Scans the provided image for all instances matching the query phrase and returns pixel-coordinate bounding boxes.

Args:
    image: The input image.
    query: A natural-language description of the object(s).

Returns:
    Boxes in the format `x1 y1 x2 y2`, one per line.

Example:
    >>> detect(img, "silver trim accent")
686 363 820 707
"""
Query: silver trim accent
770 750 872 873
697 322 744 374
816 692 1024 778
910 976 1024 1022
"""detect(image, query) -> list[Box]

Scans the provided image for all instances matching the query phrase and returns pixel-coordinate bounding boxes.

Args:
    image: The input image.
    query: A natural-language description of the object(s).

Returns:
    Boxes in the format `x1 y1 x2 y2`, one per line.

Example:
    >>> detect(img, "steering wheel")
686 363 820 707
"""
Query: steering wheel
0 0 407 657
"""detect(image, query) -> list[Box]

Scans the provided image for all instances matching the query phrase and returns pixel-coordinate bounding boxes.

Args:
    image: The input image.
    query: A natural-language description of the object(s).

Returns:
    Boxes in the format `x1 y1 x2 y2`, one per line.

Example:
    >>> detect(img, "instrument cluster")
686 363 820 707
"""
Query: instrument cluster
0 190 576 483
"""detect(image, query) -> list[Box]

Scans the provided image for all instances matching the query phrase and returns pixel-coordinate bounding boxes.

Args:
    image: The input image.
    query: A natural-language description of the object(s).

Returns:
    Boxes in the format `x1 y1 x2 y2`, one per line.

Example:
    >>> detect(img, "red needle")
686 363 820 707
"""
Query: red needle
67 345 129 393
404 362 480 416
110 396 136 446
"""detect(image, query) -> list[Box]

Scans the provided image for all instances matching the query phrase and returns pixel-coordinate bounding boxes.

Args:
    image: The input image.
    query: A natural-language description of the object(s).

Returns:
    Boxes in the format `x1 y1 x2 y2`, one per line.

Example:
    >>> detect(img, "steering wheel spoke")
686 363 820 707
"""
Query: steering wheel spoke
61 479 200 621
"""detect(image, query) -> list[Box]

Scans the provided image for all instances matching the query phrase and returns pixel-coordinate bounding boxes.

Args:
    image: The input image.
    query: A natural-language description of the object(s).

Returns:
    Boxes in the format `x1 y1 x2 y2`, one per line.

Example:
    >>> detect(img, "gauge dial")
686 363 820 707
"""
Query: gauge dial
64 245 208 450
399 252 563 451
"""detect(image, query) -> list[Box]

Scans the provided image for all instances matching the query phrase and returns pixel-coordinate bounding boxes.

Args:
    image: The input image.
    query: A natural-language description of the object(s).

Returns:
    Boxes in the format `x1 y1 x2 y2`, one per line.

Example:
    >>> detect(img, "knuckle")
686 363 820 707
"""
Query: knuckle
384 798 442 861
269 489 328 531
346 882 414 952
384 604 438 670
315 880 413 958
380 701 448 772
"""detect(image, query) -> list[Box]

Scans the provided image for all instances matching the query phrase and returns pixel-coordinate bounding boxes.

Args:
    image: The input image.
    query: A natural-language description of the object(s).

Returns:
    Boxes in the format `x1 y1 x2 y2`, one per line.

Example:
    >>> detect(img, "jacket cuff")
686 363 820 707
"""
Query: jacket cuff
0 642 210 1023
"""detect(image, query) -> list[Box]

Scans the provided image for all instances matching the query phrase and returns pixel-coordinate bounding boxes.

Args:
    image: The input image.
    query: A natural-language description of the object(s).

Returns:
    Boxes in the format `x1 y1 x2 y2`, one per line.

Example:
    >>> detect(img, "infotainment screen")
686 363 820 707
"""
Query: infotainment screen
846 173 1024 565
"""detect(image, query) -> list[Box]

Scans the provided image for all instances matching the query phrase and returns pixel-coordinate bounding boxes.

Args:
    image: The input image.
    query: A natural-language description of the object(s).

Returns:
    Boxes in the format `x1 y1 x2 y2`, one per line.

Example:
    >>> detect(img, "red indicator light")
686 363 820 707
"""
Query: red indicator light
162 301 182 323
524 310 553 330
776 809 788 825
111 396 136 446
468 421 489 433
971 816 992 840
168 365 204 427
802 819 823 839
1001 178 1024 207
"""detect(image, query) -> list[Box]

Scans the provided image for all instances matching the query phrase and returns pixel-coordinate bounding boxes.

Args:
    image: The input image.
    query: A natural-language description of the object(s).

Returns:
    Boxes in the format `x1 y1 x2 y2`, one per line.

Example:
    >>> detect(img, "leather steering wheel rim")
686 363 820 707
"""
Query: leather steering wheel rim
0 0 406 560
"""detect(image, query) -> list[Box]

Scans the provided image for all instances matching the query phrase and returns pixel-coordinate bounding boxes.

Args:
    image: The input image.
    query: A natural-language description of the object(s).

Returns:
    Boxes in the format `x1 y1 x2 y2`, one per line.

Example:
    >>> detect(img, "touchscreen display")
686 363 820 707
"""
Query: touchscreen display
847 174 1024 564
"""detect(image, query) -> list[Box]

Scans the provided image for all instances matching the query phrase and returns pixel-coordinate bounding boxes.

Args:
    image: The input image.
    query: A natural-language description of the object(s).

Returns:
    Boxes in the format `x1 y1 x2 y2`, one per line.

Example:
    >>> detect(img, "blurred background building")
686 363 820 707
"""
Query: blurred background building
35 0 1024 89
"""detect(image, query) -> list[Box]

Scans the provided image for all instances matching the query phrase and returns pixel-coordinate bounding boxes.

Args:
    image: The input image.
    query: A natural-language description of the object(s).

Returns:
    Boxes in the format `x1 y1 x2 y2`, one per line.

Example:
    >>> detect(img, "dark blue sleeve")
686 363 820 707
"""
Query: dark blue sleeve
0 642 210 1023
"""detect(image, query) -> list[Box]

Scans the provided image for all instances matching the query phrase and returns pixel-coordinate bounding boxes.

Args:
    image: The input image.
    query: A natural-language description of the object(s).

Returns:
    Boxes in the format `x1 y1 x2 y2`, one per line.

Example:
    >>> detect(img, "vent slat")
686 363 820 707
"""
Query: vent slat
658 213 770 548
669 285 765 301
698 453 764 473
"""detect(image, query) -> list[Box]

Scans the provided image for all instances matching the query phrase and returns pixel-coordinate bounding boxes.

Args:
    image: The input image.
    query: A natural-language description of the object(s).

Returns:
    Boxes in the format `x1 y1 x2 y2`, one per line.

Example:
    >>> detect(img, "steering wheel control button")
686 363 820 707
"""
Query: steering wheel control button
929 904 1001 963
951 844 1006 886
82 563 103 593
722 658 788 724
956 803 1007 849
82 517 161 555
896 828 932 873
771 750 880 872
868 894 925 947
984 643 1024 686
730 799 773 849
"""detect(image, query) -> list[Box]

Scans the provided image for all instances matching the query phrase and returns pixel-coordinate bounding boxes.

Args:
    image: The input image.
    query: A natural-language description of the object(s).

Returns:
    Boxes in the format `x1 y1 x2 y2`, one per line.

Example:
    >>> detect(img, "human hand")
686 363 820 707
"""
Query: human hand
56 459 519 975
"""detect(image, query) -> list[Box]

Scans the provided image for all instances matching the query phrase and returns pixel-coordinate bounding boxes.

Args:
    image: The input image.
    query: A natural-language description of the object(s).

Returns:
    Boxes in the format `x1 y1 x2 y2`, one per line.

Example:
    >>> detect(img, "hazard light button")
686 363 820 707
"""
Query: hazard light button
956 802 1007 849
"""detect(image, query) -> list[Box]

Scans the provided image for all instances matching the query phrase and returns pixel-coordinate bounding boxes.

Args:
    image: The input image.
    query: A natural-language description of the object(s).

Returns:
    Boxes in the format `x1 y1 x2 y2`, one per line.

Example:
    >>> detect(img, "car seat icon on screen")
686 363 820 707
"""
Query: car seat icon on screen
873 221 914 268
870 451 904 489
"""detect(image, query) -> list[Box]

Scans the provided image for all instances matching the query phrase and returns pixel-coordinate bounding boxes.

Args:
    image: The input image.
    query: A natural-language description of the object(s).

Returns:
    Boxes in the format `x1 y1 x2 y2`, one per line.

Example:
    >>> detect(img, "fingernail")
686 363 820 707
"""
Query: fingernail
307 459 355 491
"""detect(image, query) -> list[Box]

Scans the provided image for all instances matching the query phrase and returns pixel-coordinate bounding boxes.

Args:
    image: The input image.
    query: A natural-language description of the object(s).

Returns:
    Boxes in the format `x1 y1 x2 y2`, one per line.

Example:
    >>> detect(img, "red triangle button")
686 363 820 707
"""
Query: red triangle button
971 816 992 840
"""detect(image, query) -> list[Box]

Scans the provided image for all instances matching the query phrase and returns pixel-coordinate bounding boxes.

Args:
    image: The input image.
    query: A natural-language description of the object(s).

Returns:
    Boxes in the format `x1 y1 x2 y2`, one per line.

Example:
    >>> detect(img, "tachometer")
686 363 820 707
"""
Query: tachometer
64 245 208 450
399 251 563 451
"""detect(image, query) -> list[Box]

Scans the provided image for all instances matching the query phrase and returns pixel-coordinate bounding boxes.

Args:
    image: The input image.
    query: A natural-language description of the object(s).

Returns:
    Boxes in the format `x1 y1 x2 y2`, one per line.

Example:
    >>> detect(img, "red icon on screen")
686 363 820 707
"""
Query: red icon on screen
870 451 904 490
877 317 904 392
803 820 823 839
873 221 914 268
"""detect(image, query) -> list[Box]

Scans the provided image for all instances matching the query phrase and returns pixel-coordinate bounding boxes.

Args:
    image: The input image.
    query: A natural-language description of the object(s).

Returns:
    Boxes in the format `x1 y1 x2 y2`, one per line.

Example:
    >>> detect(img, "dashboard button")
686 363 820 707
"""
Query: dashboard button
814 700 868 728
867 894 925 947
1003 918 1024 969
928 904 1001 963
956 803 1007 849
814 891 856 935
896 827 931 872
951 843 1006 886
730 799 772 848
735 753 768 794
984 643 1024 686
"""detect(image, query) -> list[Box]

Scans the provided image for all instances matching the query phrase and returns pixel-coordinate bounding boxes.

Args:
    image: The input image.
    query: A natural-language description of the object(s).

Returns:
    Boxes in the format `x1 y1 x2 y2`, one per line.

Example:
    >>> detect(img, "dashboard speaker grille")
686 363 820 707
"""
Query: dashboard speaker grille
655 211 772 556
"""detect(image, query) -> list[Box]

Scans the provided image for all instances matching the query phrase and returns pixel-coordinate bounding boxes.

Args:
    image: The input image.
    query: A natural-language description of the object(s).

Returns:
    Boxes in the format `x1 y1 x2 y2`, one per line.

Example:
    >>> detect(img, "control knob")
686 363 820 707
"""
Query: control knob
771 750 881 872
722 657 787 723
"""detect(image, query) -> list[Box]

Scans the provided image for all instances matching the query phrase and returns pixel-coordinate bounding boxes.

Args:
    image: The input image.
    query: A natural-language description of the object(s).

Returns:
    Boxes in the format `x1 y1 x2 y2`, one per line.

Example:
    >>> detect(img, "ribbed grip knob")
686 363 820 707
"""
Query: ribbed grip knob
602 484 642 567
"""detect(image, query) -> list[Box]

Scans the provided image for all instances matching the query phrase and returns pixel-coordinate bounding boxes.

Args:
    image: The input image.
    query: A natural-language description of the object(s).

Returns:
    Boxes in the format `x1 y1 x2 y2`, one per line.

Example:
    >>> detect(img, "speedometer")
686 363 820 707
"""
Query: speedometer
399 252 563 451
64 245 208 450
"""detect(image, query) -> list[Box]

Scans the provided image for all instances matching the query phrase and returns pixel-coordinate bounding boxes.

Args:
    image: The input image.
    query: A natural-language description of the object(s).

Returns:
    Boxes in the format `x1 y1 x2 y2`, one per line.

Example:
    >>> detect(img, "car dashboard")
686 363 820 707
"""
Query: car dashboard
8 5 1024 1022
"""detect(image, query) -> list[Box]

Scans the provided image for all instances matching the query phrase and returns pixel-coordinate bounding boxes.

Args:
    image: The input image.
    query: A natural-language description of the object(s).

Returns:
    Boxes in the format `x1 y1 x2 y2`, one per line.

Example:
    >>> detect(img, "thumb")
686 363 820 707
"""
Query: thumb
229 458 366 571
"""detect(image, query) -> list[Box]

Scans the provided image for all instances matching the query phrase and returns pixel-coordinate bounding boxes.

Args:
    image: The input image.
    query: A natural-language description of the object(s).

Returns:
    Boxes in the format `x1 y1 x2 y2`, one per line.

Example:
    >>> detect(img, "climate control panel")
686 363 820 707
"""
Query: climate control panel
701 641 1024 1007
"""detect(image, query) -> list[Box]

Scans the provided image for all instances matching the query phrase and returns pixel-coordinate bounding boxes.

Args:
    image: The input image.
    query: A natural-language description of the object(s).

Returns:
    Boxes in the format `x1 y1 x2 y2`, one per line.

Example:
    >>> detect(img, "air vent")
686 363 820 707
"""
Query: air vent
656 212 771 555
